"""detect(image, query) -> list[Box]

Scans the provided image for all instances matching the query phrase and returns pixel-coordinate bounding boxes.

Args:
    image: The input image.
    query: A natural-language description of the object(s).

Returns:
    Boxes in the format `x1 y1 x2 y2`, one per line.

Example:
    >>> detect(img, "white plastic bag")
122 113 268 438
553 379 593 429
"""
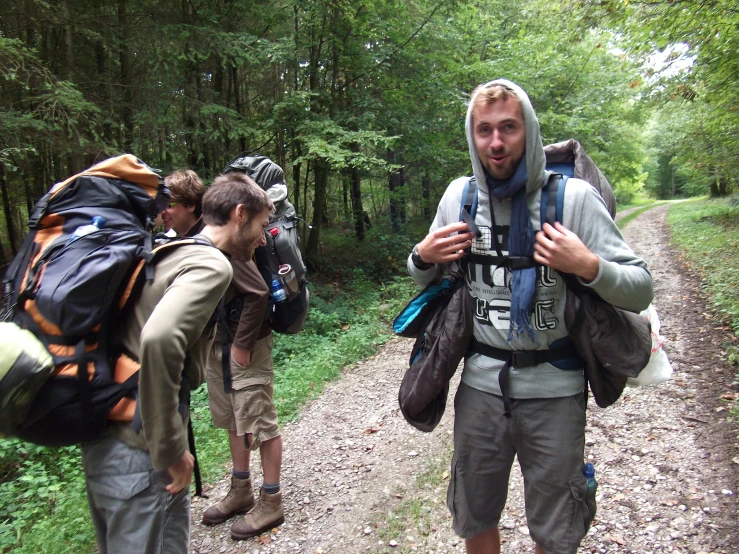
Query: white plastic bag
626 304 673 387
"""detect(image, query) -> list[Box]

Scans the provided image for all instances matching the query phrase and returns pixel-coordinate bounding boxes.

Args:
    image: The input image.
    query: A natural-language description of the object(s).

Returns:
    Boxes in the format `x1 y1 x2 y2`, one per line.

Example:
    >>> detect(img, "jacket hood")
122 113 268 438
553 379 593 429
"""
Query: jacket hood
465 79 546 194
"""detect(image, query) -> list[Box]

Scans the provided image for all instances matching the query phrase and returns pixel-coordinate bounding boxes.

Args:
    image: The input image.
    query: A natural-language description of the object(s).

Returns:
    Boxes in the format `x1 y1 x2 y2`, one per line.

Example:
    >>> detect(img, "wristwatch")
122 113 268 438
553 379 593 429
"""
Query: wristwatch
411 244 433 270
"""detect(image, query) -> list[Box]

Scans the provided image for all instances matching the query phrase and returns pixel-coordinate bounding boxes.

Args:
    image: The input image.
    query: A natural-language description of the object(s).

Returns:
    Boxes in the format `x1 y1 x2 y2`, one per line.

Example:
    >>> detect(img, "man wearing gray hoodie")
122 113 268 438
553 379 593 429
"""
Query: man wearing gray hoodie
407 80 653 554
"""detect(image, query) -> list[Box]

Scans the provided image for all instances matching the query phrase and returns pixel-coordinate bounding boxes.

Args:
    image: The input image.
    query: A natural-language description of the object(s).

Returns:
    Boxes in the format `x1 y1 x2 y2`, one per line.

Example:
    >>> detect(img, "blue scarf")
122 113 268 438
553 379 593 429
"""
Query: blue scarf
486 159 537 341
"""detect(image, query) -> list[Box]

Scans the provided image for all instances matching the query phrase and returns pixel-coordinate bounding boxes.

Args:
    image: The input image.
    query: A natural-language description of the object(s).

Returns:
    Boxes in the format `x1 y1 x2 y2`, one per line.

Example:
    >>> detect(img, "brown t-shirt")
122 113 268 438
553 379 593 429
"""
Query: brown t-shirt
224 258 271 351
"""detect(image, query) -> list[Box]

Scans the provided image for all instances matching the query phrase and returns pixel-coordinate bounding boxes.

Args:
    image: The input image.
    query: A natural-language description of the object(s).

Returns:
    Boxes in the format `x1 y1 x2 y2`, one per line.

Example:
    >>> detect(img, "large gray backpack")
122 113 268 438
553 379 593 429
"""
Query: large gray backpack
224 154 309 334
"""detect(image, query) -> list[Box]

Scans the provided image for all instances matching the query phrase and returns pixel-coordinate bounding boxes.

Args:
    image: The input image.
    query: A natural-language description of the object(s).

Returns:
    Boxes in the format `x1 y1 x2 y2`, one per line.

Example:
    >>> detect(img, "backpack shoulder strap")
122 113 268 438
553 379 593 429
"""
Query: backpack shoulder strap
540 173 568 228
459 177 480 237
119 237 219 313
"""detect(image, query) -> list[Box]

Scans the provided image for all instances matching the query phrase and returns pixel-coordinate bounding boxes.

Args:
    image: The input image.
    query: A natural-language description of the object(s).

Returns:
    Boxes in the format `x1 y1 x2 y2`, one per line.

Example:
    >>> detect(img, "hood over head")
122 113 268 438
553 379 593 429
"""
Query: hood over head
465 79 546 194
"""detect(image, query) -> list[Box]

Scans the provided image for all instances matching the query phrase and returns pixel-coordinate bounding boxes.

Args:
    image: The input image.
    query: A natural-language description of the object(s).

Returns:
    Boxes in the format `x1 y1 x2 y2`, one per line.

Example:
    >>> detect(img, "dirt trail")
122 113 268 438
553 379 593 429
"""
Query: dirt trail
192 205 738 554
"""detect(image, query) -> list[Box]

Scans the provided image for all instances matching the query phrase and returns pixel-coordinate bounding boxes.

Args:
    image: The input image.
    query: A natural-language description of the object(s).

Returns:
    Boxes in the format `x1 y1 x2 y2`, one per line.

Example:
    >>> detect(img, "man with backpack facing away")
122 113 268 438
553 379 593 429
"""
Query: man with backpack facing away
200 253 285 539
201 158 288 538
408 80 653 554
82 171 273 554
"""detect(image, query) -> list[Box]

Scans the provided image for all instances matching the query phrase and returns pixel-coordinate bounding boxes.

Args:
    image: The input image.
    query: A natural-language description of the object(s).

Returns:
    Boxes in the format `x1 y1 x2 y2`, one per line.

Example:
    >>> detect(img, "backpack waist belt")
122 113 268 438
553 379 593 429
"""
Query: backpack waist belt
467 337 580 419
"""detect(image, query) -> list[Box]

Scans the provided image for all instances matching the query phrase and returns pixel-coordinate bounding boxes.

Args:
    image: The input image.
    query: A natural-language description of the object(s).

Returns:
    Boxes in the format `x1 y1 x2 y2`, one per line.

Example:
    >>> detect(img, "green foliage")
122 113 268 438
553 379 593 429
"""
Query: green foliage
588 0 739 199
309 219 421 281
667 197 739 334
2 0 681 267
0 440 91 552
294 119 399 171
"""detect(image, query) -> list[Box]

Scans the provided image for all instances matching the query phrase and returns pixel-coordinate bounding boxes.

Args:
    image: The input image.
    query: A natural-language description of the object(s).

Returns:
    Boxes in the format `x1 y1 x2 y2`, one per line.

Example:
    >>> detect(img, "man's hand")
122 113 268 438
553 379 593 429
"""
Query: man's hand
534 222 599 282
416 222 475 264
231 345 251 367
166 451 194 494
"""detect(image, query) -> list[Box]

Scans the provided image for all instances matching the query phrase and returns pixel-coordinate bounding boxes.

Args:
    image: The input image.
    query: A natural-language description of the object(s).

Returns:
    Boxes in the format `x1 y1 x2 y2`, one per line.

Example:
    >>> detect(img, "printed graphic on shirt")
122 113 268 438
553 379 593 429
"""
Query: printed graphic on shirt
468 224 561 332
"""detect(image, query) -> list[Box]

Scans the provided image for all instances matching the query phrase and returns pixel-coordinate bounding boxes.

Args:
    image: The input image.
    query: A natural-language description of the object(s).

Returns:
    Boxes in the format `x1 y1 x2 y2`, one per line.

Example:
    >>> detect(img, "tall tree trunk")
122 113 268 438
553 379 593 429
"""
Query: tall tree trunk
60 0 75 81
23 180 34 217
197 76 210 172
291 143 301 218
232 65 246 153
388 170 401 231
388 149 403 231
24 0 36 48
0 165 18 256
342 175 349 222
301 162 310 240
51 155 62 183
215 57 226 161
97 38 113 144
32 157 45 208
399 167 406 223
717 173 728 196
351 165 365 241
0 235 7 273
422 175 431 220
118 0 134 152
306 159 328 257
349 142 365 241
304 11 329 257
61 0 83 173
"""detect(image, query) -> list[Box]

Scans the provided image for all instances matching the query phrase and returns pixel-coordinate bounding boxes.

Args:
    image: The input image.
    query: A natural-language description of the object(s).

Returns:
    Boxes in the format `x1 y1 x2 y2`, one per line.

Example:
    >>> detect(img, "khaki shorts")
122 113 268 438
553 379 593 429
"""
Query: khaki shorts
447 382 594 554
206 335 280 450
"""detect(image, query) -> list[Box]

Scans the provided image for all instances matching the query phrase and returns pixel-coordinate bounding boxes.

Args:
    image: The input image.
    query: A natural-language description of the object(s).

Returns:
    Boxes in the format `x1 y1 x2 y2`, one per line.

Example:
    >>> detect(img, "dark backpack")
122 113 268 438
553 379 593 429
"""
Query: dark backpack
0 155 170 444
461 142 651 409
393 262 473 432
224 153 309 334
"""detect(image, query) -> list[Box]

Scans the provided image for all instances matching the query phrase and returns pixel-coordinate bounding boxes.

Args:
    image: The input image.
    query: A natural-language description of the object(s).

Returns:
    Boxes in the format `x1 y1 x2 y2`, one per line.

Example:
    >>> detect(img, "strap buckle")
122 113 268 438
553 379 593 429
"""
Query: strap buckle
507 256 535 270
510 350 537 368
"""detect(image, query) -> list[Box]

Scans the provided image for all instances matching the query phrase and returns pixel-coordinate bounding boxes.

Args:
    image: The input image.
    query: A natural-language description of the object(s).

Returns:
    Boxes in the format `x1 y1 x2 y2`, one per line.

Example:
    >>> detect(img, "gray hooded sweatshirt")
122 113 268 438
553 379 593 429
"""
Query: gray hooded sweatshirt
408 79 654 399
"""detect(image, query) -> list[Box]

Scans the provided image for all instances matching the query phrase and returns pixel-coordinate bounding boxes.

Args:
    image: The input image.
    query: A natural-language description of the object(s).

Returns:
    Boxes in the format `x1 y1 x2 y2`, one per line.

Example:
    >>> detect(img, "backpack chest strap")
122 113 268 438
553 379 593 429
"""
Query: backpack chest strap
468 337 578 367
468 336 581 419
467 253 537 269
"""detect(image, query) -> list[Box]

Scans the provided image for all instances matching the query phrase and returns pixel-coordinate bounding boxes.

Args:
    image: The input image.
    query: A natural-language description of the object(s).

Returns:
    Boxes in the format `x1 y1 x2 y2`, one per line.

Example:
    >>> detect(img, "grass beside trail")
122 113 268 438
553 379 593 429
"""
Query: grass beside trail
373 447 453 553
667 197 739 336
665 196 739 422
616 201 668 229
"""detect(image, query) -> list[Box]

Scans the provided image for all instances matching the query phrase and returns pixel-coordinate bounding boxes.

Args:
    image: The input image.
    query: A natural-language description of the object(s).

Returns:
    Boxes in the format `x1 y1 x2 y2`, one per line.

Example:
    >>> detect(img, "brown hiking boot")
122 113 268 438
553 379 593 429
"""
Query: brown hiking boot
202 476 255 525
230 488 284 540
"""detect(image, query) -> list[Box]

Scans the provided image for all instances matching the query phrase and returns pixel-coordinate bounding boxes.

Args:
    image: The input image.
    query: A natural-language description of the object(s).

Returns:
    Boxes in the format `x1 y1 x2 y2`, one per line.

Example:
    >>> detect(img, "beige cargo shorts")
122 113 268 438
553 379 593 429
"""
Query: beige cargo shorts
206 334 280 450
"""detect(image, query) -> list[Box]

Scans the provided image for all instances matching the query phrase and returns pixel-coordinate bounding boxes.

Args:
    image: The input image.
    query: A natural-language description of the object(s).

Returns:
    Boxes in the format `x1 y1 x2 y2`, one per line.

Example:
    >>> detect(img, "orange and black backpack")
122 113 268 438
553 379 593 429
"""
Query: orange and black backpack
0 154 175 446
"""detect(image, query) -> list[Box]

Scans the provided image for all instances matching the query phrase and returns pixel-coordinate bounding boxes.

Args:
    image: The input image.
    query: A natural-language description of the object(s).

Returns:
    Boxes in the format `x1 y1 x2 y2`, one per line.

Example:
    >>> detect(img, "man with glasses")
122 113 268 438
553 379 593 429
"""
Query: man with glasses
161 170 205 236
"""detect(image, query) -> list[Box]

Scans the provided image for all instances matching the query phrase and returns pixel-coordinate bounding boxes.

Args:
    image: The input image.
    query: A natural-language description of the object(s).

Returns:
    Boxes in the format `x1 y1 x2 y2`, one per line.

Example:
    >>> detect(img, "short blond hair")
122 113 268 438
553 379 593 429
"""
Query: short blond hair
470 84 519 113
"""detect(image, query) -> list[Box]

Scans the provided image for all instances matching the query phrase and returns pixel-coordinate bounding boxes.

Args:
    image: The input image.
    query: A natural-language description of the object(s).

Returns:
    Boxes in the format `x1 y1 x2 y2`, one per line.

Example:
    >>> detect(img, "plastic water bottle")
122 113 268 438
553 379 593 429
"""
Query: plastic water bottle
66 216 106 245
584 462 597 493
271 278 287 303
